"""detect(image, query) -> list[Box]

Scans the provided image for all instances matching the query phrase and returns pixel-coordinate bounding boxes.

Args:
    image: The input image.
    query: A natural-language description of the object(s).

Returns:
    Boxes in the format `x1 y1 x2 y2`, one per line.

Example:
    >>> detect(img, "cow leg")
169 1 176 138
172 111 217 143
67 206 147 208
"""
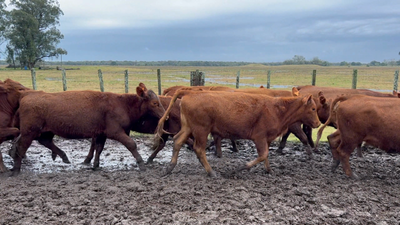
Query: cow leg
113 133 145 171
10 135 34 175
93 136 107 169
230 139 238 152
82 138 96 164
302 125 315 148
356 146 363 158
212 134 222 158
37 132 70 164
291 125 313 157
193 136 215 177
237 138 271 173
165 129 191 176
277 130 291 154
147 133 169 164
0 151 7 173
327 131 341 172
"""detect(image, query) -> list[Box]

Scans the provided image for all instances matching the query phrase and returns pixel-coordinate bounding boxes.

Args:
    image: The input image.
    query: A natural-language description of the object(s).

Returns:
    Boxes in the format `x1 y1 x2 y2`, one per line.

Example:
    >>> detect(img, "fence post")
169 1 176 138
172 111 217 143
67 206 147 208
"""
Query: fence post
157 69 161 95
31 68 37 90
62 69 67 91
98 69 104 92
124 70 129 93
352 69 358 89
312 69 317 86
394 70 399 92
267 70 271 89
236 71 240 89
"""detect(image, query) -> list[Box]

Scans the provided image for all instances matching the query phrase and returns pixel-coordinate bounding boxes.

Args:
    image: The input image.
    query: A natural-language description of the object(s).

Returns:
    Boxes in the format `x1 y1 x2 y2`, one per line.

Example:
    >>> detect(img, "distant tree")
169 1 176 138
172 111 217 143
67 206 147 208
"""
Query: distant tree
5 0 67 69
5 45 16 68
0 0 7 49
292 55 306 64
310 57 322 65
339 61 349 66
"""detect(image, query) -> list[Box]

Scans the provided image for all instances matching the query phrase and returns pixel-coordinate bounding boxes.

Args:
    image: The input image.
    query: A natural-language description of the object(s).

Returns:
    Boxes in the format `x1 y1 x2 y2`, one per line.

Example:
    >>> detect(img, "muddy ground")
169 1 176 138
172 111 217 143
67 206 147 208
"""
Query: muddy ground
1 136 400 225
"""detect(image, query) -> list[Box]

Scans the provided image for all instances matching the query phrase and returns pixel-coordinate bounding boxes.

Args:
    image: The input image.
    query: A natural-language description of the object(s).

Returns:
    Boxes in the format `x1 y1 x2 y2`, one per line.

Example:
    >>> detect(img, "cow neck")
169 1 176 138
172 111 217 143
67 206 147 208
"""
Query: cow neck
125 94 145 120
274 97 304 129
0 93 17 116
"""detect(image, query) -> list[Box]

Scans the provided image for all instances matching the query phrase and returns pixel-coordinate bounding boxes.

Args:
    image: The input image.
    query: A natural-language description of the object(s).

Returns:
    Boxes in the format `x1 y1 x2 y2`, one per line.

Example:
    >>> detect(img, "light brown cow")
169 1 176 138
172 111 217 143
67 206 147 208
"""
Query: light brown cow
296 85 399 156
316 94 400 179
154 90 320 177
10 83 165 174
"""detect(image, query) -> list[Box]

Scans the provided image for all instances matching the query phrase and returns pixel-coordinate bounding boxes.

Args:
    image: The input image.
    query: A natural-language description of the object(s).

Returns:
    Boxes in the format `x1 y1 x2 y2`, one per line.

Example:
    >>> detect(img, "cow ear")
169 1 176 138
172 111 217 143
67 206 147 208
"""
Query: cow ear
259 85 264 89
318 91 326 104
292 87 299 96
136 86 145 97
302 94 313 105
139 83 148 92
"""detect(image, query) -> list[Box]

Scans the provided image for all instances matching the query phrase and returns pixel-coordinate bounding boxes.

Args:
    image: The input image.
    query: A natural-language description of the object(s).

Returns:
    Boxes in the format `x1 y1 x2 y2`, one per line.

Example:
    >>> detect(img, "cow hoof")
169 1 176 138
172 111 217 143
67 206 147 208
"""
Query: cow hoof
62 158 71 164
235 165 250 173
91 167 102 171
146 158 154 164
276 148 284 155
350 172 360 180
208 170 217 178
81 161 91 165
51 153 57 161
331 160 340 172
10 170 20 177
138 163 146 172
0 167 8 173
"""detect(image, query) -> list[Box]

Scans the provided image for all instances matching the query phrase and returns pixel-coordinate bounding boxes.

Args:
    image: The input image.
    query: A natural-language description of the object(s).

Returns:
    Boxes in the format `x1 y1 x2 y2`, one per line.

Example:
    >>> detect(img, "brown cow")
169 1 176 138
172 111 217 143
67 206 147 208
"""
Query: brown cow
295 85 399 156
83 96 189 165
316 94 400 179
162 85 232 96
154 90 321 177
0 79 31 172
10 83 165 174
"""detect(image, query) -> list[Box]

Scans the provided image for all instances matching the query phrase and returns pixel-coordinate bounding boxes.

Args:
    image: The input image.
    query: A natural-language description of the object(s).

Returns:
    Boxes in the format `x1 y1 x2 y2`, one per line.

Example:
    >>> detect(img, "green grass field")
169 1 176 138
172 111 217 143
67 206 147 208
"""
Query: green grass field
1 64 399 143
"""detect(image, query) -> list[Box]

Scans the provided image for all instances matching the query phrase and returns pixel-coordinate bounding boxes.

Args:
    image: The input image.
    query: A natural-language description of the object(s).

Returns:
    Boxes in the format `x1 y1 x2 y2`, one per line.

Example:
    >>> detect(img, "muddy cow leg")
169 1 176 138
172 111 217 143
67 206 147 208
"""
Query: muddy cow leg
303 125 315 149
194 134 215 177
147 133 169 164
0 143 7 172
290 123 313 156
164 128 191 176
230 139 238 152
327 131 341 172
37 132 70 164
112 132 146 171
82 138 96 164
237 138 270 173
92 135 107 169
356 145 363 158
277 130 291 154
212 134 222 158
11 134 35 175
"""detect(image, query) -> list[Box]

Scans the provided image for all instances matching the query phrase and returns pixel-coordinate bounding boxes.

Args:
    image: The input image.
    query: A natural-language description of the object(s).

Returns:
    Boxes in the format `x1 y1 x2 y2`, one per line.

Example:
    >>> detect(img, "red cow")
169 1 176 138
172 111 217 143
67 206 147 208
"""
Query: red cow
0 79 31 172
10 83 165 174
154 90 320 177
162 85 232 96
296 85 399 156
83 96 188 165
316 94 400 179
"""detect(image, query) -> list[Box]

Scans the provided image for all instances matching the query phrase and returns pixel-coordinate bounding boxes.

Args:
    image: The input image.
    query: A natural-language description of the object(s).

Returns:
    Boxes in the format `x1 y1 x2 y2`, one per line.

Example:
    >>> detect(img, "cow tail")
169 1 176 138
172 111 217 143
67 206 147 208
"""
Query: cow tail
315 95 350 147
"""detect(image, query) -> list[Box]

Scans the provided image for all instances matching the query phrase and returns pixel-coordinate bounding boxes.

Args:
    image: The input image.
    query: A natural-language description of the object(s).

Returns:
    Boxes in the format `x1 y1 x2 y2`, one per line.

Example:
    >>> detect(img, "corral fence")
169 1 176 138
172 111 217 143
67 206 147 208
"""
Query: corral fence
28 68 400 93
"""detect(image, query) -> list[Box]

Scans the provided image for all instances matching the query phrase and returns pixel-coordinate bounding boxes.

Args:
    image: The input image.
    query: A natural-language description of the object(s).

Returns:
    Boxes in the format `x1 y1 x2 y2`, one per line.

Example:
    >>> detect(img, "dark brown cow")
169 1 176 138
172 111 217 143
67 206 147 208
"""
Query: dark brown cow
83 96 188 165
10 83 165 174
0 79 31 172
316 94 400 178
295 85 399 155
154 90 321 177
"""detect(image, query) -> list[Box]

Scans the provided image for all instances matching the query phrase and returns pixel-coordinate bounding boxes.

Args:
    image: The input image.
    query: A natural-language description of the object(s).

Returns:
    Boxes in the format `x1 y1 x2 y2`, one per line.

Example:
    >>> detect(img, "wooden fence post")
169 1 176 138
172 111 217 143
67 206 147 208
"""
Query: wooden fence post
124 70 129 93
394 70 399 92
352 69 358 89
98 69 104 92
62 69 67 91
267 70 271 89
312 69 317 86
31 68 37 90
236 71 240 89
157 69 161 95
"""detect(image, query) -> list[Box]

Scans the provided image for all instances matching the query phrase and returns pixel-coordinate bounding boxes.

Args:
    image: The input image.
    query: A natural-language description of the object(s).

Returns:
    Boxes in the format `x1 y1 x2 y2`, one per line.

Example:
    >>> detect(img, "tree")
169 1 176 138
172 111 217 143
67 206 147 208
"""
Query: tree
5 0 67 69
292 55 306 64
0 0 7 47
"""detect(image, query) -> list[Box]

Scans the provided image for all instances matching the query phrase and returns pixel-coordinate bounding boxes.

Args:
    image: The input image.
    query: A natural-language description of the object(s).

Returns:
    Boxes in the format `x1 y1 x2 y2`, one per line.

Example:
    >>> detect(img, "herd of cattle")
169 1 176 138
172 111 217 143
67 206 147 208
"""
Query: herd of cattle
0 78 399 179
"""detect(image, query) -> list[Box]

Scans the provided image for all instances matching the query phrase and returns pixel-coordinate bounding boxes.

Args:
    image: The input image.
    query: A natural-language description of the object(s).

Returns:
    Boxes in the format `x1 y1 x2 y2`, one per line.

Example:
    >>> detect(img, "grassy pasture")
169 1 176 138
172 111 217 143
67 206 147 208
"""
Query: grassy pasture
1 64 399 143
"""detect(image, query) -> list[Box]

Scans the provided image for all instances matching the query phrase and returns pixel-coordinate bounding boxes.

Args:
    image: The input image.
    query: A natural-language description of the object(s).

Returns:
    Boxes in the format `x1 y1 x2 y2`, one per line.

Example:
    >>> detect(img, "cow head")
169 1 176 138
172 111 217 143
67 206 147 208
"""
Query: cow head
0 79 30 112
300 94 321 129
136 83 165 119
315 91 331 123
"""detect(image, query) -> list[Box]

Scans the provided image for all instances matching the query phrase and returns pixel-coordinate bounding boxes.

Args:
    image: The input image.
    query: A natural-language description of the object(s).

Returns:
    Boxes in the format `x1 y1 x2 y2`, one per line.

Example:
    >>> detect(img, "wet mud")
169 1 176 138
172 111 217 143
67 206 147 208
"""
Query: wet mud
1 137 400 224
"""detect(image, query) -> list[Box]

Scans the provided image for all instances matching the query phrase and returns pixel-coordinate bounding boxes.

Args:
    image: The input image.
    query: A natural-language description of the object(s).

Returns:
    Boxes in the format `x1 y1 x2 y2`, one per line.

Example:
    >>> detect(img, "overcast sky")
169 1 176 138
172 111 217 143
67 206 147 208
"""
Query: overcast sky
22 0 400 62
